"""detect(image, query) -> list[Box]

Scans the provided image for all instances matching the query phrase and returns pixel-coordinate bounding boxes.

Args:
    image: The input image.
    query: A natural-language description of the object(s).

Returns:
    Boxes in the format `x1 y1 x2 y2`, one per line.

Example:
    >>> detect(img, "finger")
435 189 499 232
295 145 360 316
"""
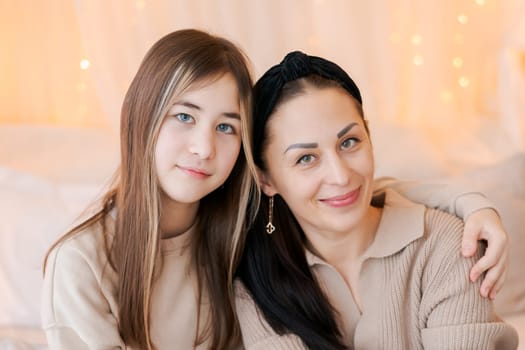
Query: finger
469 254 496 283
470 232 507 279
461 223 480 257
478 267 499 298
488 264 508 300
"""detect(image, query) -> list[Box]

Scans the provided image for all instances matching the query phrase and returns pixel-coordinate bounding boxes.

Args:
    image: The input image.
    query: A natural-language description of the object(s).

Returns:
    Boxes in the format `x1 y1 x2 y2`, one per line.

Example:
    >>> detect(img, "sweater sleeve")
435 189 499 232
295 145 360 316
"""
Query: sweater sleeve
42 240 125 349
373 177 496 219
419 209 519 350
234 281 307 350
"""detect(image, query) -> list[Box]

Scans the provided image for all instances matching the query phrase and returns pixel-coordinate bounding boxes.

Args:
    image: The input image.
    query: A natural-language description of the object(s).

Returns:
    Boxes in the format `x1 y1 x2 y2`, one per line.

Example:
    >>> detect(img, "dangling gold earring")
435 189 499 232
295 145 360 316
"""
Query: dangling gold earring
266 196 276 234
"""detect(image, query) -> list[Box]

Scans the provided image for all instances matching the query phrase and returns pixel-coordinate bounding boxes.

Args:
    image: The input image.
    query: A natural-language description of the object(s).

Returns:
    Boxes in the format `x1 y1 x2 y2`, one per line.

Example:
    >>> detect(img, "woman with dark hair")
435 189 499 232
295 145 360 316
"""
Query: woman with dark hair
235 51 518 349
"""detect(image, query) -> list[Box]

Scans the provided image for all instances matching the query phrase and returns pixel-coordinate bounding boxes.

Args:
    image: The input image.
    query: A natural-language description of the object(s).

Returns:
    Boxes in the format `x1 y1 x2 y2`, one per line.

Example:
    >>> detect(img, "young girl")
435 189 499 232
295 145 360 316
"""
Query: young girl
235 51 518 349
43 30 509 350
42 29 256 350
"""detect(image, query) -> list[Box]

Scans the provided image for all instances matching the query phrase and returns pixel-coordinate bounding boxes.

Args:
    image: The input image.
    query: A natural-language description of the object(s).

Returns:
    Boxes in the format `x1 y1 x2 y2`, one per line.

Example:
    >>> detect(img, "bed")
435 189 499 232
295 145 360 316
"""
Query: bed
0 123 524 349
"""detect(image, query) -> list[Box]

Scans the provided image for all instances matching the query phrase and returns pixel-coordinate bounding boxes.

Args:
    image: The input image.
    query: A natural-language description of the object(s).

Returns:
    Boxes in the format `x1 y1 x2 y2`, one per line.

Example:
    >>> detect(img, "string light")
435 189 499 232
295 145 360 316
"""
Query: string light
452 57 463 68
80 59 90 70
457 14 469 24
475 0 486 5
411 34 423 45
413 55 424 66
136 0 145 9
458 76 470 88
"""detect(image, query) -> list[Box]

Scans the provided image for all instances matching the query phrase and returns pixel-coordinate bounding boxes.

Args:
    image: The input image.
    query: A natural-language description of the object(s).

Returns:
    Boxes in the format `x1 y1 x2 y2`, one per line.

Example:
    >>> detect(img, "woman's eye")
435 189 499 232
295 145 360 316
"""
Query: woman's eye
217 123 235 134
176 113 194 123
297 154 315 165
341 137 359 150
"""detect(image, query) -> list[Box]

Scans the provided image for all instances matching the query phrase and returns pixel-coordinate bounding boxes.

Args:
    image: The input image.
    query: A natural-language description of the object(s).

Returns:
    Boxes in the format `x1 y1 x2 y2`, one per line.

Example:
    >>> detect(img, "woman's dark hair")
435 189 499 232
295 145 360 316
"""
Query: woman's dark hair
237 51 364 349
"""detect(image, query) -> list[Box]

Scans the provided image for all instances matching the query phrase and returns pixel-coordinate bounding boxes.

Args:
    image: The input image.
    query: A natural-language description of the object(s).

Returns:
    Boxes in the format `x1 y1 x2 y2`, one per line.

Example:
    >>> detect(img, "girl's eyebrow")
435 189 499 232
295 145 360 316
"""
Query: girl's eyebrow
172 100 240 119
337 122 358 138
284 142 318 153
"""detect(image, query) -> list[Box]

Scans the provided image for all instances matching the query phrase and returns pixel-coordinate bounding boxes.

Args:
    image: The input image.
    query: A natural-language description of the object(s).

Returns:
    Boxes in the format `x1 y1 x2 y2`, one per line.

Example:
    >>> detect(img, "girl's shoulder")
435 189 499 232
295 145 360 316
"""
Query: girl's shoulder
45 215 116 283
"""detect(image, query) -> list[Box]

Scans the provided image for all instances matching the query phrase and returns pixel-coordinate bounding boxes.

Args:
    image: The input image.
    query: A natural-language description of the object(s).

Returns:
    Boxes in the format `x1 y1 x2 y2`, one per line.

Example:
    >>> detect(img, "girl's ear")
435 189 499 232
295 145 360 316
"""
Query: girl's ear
256 167 278 197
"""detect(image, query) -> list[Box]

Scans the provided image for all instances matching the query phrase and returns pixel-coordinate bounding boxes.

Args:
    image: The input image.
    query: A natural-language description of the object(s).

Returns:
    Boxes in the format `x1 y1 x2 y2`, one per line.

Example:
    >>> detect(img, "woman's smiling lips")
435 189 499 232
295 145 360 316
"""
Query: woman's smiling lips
319 187 361 208
177 165 211 179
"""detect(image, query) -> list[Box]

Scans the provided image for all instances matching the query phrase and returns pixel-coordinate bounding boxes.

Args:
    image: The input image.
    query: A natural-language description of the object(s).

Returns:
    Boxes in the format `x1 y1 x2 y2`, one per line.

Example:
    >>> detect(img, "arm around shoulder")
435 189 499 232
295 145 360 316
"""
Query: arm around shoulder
419 210 518 349
374 177 497 219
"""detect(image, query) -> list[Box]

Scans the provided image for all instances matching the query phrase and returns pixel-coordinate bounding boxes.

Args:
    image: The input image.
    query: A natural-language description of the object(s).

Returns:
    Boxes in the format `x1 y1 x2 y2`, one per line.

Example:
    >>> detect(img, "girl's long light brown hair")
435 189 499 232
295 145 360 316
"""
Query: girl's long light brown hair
44 29 259 350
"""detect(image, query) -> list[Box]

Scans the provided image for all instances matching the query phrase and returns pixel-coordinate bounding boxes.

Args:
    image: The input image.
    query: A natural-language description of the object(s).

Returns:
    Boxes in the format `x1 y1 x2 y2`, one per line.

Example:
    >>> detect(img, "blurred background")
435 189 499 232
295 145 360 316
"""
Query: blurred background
1 1 524 348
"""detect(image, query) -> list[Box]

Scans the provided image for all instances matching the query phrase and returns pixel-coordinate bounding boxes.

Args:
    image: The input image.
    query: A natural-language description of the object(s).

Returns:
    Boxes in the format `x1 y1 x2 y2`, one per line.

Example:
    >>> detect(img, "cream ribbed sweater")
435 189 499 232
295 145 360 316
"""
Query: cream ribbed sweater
42 221 213 349
235 190 519 350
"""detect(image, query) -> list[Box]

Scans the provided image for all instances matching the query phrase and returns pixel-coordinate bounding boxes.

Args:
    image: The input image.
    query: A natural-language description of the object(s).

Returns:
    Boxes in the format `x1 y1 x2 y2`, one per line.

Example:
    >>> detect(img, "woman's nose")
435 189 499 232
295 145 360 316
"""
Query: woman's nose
324 153 351 186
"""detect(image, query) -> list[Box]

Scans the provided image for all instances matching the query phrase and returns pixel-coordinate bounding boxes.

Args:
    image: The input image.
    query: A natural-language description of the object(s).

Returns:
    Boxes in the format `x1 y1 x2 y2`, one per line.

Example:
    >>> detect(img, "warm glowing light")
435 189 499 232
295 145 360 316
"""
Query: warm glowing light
458 76 470 88
411 34 423 45
452 57 464 68
389 32 401 44
80 59 90 70
475 0 486 5
457 14 469 24
454 34 464 45
136 0 145 9
413 55 424 66
440 89 454 104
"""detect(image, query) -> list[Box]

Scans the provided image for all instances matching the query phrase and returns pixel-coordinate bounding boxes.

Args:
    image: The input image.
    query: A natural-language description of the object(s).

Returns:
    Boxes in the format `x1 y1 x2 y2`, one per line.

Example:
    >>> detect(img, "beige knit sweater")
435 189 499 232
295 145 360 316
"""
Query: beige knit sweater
42 222 213 349
235 190 519 350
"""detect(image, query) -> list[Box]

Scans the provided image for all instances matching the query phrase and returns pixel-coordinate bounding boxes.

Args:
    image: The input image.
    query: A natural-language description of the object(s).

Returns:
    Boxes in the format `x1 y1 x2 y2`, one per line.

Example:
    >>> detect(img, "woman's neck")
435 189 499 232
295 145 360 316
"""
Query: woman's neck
306 205 382 267
305 205 382 312
159 194 199 239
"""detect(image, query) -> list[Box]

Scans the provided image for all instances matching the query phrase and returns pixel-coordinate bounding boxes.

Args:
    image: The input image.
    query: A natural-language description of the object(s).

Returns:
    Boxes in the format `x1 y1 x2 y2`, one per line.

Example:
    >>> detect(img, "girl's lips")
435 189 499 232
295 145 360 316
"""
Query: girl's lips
320 187 361 208
177 166 211 179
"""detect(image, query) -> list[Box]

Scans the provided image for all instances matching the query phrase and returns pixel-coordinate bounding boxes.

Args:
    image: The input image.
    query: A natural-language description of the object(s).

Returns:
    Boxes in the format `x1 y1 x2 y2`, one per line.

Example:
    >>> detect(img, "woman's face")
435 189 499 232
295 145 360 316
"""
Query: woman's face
155 73 242 206
261 85 375 237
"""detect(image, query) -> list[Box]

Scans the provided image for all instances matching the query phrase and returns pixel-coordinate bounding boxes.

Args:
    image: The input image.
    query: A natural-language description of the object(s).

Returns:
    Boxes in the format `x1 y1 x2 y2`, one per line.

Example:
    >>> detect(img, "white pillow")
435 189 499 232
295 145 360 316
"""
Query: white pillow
0 167 105 328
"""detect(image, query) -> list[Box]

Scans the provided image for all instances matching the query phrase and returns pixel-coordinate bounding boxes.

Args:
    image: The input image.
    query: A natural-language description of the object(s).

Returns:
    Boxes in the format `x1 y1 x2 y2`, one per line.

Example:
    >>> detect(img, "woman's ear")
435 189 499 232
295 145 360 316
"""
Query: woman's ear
256 167 278 197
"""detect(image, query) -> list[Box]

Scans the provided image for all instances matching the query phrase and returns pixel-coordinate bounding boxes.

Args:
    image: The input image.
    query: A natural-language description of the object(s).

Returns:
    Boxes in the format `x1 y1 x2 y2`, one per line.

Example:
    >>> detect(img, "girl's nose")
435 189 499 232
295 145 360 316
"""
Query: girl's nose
188 127 216 159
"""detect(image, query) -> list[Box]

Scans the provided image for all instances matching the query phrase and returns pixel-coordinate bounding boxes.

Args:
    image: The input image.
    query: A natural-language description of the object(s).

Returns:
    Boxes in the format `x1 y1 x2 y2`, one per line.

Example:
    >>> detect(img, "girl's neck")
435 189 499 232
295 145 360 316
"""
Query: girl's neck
159 194 199 239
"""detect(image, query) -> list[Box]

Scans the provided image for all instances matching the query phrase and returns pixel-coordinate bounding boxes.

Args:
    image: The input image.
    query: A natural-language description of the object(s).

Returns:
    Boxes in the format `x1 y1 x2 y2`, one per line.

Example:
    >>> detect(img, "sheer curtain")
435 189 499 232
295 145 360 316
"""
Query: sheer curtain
2 0 524 148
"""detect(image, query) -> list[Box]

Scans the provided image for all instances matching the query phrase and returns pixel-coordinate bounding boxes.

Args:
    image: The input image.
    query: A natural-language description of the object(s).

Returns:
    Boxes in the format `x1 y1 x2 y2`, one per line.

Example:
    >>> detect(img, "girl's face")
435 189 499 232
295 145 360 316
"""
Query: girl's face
260 86 375 237
155 73 242 206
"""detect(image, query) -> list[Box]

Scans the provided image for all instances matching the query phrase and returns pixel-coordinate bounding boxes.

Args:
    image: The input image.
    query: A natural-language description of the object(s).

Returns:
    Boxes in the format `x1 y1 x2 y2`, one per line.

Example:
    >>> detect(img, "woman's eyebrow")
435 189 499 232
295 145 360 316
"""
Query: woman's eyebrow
337 122 358 138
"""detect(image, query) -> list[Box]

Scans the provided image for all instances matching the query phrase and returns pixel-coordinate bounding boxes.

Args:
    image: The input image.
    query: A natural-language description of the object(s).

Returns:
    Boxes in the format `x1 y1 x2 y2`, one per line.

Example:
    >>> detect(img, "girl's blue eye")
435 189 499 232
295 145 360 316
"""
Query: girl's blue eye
297 154 315 165
341 137 359 150
176 113 193 123
217 123 234 134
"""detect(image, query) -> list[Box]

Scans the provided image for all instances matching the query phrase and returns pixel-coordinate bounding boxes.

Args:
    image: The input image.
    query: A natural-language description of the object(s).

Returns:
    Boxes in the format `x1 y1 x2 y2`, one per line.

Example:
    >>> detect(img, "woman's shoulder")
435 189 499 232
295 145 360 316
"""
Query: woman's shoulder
423 207 465 249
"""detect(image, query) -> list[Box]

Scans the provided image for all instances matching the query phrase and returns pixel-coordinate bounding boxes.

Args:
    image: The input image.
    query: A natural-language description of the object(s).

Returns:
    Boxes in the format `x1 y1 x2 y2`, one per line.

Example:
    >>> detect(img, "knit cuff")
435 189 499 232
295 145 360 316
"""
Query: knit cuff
454 192 499 219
